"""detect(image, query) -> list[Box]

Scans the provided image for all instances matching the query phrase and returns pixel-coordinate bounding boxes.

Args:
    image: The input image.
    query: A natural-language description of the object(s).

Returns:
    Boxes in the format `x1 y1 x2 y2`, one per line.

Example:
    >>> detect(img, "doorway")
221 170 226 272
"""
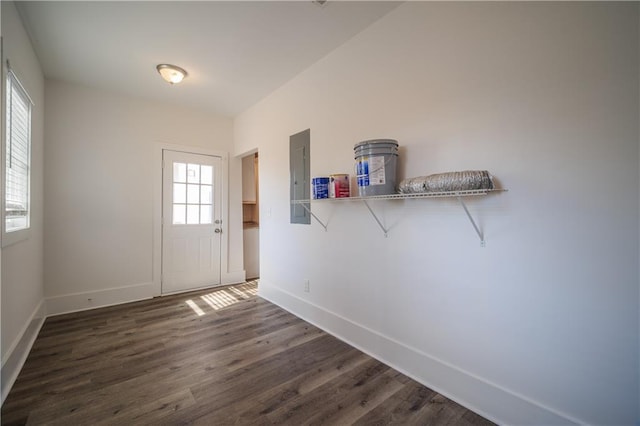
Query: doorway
162 149 223 294
242 152 259 280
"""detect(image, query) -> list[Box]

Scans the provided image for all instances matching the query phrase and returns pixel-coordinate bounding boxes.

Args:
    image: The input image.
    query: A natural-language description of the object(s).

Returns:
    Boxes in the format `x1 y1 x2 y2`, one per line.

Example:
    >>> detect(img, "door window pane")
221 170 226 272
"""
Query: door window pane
186 205 199 224
173 204 186 224
200 205 212 224
200 185 212 204
173 163 186 183
187 184 200 204
173 183 186 204
201 166 213 185
187 163 200 183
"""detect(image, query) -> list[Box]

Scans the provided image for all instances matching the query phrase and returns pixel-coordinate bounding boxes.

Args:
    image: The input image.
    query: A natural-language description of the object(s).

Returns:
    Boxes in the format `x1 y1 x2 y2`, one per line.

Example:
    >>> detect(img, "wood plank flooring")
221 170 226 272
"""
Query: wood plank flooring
1 281 494 425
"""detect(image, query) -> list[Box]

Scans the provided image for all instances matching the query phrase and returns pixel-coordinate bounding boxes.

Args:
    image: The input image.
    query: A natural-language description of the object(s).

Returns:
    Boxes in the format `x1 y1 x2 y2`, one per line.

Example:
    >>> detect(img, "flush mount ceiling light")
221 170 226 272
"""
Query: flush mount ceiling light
156 64 188 84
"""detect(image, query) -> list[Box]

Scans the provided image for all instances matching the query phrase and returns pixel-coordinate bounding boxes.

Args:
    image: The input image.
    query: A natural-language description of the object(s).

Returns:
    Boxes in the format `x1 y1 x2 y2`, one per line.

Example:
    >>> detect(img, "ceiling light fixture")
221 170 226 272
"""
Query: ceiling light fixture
156 64 188 84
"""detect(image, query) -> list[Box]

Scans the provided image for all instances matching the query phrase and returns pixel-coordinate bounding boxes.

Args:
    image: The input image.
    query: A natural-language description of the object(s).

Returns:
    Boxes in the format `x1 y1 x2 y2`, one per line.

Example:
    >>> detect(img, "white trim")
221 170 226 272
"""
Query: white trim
5 65 34 106
257 282 583 426
1 299 45 367
159 282 227 297
221 270 246 286
1 227 30 248
1 299 45 404
153 143 231 296
46 282 156 317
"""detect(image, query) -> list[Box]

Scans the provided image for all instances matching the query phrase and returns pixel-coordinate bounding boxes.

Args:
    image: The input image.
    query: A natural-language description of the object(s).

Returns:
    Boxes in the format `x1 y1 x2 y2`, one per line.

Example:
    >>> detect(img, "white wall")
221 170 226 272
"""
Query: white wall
235 2 639 425
0 1 46 401
44 80 243 313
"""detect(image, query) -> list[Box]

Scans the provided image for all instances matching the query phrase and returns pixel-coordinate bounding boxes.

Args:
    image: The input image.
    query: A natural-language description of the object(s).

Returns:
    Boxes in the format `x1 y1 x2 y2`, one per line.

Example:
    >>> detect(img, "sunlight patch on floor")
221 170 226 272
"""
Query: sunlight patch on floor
185 299 205 316
185 280 258 316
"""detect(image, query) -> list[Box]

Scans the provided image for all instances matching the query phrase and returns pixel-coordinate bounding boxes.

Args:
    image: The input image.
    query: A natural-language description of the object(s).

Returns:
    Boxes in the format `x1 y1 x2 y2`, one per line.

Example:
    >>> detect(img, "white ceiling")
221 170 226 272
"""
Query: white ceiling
15 1 401 117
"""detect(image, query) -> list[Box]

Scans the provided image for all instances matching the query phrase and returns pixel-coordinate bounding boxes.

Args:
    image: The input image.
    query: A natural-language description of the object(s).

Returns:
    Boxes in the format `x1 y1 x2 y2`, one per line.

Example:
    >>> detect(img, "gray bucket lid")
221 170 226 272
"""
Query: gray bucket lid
354 139 398 150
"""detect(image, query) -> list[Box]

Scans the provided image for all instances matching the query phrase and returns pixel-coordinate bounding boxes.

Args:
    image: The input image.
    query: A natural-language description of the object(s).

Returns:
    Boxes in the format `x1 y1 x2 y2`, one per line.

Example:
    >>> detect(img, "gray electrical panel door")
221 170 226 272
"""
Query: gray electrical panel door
290 129 310 224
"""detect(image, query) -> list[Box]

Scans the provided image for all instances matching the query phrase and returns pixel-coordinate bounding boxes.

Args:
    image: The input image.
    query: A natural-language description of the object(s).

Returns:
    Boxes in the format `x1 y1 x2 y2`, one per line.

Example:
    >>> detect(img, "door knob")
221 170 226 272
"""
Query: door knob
214 228 222 233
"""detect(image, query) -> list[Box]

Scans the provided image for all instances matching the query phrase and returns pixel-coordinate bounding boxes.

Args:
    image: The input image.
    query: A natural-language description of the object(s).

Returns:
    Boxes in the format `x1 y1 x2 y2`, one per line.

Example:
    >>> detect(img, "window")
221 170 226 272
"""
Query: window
172 162 214 225
4 69 32 235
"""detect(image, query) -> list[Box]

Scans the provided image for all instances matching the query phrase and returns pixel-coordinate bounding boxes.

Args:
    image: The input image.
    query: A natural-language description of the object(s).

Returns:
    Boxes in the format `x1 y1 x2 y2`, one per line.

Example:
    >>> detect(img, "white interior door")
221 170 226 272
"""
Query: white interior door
162 150 222 294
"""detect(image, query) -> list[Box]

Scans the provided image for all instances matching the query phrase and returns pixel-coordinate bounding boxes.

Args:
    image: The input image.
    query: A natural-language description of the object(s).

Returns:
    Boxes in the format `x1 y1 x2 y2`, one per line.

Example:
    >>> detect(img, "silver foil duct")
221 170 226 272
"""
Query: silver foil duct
398 170 494 193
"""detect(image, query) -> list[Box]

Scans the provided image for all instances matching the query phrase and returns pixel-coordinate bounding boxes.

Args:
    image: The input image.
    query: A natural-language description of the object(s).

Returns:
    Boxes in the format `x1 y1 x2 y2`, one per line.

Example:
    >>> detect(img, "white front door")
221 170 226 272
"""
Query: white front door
162 150 223 294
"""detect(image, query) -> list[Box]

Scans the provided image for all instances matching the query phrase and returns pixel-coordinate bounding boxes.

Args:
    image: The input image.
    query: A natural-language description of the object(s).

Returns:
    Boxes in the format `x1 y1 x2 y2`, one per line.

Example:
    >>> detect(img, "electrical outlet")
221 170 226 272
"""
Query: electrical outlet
304 279 310 293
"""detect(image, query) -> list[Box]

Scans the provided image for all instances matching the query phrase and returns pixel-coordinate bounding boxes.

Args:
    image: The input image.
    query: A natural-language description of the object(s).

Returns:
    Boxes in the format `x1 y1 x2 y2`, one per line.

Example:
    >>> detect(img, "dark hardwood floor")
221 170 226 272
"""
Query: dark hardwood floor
1 280 494 425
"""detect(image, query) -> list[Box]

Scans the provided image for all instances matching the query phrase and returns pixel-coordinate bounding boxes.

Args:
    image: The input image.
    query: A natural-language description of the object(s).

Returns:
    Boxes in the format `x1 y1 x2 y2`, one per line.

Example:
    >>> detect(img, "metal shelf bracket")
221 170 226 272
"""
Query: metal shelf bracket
298 202 328 231
362 200 389 237
456 196 485 247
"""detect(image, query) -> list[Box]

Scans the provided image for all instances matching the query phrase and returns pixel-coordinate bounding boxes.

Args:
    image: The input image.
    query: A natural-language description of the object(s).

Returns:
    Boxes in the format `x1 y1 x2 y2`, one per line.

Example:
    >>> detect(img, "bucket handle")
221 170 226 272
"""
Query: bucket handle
354 154 395 176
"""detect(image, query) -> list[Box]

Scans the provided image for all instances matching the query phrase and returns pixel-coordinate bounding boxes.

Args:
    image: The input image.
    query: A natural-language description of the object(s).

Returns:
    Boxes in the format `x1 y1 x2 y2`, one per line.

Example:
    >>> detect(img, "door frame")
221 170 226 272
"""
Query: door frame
153 143 229 296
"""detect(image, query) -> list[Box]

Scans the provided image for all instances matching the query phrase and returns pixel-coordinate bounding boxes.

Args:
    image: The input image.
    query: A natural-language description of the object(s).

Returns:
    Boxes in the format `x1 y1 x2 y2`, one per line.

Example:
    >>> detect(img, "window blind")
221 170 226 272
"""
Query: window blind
6 69 32 232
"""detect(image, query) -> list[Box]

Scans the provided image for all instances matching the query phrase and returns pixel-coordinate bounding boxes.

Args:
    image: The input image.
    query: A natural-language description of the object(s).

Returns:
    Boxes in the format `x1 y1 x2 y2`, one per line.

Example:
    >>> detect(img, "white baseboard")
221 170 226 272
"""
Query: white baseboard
221 270 246 286
258 282 581 426
1 300 46 405
46 281 157 317
5 279 575 425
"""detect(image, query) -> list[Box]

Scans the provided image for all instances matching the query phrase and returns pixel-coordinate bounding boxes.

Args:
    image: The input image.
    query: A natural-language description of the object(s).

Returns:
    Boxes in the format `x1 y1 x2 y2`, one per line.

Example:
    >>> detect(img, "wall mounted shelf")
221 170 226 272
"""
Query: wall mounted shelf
292 188 507 246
